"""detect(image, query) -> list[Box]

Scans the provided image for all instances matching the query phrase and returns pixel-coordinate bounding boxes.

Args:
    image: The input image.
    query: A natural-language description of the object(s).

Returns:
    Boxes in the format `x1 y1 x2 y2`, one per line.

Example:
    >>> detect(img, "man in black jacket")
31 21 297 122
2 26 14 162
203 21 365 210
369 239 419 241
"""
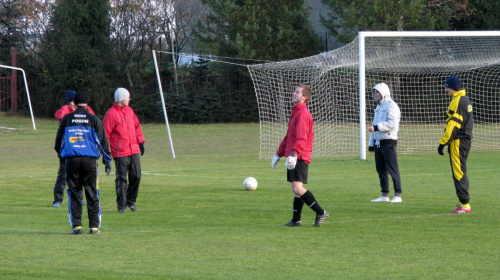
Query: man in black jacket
55 92 112 234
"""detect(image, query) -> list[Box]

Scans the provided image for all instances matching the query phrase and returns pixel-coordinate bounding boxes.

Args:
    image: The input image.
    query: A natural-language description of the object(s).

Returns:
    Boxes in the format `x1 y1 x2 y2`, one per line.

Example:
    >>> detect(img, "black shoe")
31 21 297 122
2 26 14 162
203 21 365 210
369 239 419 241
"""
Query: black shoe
89 228 101 234
129 205 137 211
283 220 302 227
69 227 83 235
118 208 127 213
313 211 330 227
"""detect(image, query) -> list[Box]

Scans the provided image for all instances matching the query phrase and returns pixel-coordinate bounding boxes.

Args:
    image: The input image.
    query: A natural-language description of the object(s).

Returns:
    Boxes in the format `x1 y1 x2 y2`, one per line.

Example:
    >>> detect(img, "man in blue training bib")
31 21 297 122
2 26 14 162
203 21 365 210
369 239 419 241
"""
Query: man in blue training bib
54 92 112 234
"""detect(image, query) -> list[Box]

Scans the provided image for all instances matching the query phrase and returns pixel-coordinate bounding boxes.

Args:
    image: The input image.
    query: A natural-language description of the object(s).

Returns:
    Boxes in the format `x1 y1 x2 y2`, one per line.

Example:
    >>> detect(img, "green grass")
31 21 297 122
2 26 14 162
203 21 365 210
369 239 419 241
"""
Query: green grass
0 116 499 279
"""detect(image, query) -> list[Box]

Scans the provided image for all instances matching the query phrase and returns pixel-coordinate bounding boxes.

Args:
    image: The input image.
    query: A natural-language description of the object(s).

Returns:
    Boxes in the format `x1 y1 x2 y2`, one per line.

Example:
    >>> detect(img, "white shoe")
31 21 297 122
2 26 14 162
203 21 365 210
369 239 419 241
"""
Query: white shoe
390 196 402 203
371 196 390 202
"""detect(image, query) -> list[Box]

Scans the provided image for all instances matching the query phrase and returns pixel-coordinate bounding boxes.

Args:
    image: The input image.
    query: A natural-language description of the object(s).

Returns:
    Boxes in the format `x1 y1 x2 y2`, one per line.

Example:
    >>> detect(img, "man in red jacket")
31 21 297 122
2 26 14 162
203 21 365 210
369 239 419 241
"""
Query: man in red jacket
271 85 329 227
103 88 145 213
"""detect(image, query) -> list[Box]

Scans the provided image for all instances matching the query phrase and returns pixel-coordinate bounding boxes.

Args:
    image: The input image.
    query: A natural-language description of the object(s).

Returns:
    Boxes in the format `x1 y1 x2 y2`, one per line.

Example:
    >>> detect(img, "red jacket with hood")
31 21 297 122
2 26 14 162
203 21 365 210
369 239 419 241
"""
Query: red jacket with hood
103 102 145 158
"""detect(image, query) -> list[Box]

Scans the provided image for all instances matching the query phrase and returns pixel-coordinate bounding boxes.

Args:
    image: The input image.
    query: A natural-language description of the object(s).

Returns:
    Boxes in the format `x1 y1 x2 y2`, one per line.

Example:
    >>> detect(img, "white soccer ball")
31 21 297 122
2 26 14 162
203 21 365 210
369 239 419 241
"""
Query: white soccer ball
243 177 258 191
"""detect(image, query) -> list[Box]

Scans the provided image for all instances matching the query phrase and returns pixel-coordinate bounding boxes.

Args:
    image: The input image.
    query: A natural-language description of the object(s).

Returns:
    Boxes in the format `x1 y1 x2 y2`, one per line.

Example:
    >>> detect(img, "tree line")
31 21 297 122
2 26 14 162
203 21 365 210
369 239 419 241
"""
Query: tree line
0 0 498 123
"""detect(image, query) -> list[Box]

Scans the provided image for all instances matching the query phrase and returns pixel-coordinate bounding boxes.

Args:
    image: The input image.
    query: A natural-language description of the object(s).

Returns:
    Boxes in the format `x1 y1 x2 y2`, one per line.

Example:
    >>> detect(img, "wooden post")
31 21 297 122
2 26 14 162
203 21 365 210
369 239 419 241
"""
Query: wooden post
11 46 18 112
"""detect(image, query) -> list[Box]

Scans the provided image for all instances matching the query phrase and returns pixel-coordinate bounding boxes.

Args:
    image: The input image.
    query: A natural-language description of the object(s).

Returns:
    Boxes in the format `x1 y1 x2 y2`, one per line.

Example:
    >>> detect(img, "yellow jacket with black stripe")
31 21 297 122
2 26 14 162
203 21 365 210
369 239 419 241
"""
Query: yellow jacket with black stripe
439 89 473 145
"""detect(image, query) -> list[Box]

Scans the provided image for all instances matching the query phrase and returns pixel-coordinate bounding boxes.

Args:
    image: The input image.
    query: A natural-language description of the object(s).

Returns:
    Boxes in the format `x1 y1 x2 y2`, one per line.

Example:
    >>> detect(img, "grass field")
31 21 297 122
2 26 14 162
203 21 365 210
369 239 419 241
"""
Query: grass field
0 116 499 279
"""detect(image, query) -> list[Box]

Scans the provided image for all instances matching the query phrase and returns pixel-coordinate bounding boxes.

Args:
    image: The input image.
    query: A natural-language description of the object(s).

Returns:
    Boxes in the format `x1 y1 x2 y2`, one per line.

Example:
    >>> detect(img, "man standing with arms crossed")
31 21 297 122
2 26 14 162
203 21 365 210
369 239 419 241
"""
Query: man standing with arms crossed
271 85 329 227
103 88 145 213
54 92 112 234
438 75 473 213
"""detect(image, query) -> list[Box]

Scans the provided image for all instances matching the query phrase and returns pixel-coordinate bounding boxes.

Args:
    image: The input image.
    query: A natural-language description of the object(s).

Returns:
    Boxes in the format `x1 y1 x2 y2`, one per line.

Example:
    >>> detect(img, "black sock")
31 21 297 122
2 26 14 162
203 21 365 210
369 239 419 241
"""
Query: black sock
300 190 324 215
292 197 304 222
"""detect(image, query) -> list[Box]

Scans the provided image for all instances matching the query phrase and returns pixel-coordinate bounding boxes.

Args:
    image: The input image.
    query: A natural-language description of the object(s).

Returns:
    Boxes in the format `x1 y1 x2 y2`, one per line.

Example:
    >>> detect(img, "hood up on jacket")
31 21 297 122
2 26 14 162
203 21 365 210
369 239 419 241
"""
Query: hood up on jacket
372 83 392 104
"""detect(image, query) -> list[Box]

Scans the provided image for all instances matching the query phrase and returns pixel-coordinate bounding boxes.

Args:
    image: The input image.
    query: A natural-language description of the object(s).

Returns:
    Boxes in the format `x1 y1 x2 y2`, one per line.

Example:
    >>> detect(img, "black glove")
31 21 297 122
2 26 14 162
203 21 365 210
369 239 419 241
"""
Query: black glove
368 146 375 152
139 143 145 156
437 144 445 156
105 161 112 175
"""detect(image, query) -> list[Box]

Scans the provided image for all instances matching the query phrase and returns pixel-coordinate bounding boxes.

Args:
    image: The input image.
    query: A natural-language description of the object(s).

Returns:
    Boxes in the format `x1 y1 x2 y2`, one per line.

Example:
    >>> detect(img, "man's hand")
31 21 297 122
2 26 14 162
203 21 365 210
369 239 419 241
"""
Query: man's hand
105 161 112 175
139 143 145 156
368 146 375 152
285 152 297 170
271 154 280 170
437 144 445 156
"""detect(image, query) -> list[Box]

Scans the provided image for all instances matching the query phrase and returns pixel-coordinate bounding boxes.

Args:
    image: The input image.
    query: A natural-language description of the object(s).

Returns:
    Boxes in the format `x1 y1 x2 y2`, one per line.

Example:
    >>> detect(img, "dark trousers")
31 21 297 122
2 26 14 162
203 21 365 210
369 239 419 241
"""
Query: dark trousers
66 157 100 228
53 157 67 203
448 138 471 204
375 143 402 195
114 153 141 210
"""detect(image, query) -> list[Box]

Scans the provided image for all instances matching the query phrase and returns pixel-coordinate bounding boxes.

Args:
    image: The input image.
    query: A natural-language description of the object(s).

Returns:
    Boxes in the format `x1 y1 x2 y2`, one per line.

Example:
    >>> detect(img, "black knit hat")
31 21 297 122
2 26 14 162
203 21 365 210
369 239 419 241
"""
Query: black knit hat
74 92 89 107
66 90 76 102
444 75 462 91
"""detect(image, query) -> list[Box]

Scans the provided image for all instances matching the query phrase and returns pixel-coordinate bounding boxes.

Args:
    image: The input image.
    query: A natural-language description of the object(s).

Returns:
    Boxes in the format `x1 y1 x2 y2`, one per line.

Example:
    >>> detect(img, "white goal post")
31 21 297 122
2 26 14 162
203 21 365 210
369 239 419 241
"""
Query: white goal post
0 64 36 130
248 31 500 160
152 50 176 158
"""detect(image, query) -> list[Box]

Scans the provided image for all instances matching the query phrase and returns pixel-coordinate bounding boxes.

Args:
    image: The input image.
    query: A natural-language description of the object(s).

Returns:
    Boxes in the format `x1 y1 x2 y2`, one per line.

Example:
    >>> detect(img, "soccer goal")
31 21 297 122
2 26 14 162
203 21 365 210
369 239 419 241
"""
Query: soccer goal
247 31 500 160
0 65 36 130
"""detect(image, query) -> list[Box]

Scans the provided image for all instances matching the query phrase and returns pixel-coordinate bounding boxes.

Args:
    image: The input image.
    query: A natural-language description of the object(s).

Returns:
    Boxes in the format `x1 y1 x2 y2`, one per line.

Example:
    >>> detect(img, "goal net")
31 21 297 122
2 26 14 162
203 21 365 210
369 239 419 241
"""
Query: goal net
247 31 500 159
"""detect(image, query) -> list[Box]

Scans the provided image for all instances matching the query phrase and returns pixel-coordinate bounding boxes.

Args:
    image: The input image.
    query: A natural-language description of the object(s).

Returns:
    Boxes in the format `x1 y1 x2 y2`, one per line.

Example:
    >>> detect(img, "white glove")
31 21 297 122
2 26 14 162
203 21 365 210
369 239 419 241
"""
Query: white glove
271 154 280 170
285 152 297 170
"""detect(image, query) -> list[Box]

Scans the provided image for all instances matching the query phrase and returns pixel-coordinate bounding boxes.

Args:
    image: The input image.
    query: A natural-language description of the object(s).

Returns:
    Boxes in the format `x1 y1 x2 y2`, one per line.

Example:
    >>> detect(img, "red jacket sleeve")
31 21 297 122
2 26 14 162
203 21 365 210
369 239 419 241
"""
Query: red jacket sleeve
276 136 287 157
102 109 114 141
54 105 72 123
133 113 145 144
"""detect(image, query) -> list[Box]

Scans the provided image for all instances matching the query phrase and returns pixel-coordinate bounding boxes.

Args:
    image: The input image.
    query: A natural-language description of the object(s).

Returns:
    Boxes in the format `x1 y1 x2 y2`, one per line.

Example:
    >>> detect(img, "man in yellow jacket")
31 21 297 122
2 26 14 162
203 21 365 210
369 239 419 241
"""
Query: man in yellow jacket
438 75 473 213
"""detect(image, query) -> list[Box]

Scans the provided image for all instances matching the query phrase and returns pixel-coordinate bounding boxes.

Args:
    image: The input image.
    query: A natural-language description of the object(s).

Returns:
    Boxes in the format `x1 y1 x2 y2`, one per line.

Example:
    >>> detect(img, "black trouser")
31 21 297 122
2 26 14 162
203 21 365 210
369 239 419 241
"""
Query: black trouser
53 157 67 203
66 157 100 228
114 153 141 210
375 142 402 195
448 138 471 204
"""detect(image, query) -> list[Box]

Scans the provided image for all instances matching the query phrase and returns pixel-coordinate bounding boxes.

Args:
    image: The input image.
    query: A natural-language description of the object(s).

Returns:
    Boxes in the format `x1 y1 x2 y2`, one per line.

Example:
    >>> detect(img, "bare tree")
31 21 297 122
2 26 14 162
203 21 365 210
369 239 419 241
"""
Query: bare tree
109 0 207 88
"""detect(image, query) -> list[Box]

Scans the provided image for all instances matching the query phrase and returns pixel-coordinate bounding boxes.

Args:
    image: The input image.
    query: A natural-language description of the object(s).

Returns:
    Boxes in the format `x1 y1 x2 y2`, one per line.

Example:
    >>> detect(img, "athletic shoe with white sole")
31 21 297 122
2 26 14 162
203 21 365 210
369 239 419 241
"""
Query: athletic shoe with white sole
313 211 329 227
390 196 402 203
89 228 101 234
283 220 302 227
451 205 471 213
371 196 390 202
69 227 83 235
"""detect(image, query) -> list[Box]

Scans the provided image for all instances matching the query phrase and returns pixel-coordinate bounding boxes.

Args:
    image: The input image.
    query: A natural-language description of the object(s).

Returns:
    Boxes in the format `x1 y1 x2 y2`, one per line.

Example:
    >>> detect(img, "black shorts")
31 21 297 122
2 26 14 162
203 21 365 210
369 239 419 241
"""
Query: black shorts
287 159 308 183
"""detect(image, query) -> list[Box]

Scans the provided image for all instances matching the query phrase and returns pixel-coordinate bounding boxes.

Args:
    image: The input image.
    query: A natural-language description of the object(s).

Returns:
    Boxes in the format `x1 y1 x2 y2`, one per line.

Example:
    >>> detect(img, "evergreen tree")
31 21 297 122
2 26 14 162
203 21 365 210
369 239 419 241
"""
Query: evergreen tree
320 0 452 44
194 0 322 61
451 0 500 30
40 0 114 115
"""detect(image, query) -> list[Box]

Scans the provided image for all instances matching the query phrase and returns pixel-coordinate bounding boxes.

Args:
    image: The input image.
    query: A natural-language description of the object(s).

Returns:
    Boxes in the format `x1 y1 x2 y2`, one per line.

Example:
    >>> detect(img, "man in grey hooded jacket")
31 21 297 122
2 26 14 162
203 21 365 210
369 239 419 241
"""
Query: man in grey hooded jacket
367 83 403 203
